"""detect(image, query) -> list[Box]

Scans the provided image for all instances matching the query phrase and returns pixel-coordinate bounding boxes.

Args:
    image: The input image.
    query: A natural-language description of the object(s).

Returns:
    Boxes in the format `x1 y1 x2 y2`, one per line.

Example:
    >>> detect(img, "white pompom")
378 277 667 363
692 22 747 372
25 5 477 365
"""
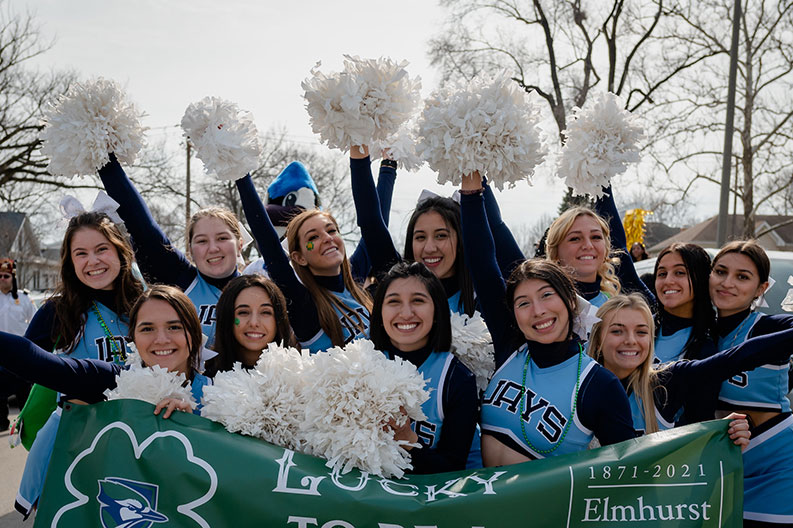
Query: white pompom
450 311 495 393
301 339 428 478
104 365 195 409
181 96 262 180
302 56 422 153
556 92 644 198
200 343 309 451
370 123 424 171
40 78 146 177
415 74 547 190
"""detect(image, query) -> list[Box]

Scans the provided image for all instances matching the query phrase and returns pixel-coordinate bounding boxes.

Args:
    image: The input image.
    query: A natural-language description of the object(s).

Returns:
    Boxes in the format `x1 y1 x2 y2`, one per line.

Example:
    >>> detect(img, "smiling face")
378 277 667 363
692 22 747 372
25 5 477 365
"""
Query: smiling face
599 307 652 380
189 216 242 279
232 286 277 362
381 277 435 352
70 227 121 291
655 251 694 318
133 298 191 375
290 213 345 276
554 215 607 283
512 278 569 343
710 252 769 317
411 211 457 280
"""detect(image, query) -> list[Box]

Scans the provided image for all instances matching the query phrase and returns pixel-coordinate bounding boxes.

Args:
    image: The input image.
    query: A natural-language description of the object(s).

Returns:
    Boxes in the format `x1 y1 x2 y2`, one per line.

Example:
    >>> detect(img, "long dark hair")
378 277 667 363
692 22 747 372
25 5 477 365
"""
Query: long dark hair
505 259 579 343
403 196 475 316
370 261 452 353
52 212 143 351
128 285 202 375
209 275 296 375
654 243 715 360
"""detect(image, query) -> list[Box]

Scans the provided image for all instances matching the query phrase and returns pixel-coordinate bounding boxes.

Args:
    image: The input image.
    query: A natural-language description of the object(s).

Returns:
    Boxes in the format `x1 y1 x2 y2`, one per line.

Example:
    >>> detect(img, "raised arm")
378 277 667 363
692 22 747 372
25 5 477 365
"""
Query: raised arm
235 174 322 342
349 159 398 281
98 155 195 289
594 185 655 303
482 178 525 277
0 332 120 403
459 174 514 365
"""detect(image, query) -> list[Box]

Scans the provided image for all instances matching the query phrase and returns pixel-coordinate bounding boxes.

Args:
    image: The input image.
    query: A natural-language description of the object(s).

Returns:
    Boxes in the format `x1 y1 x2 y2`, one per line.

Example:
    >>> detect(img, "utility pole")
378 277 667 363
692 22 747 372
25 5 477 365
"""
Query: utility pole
186 142 192 228
717 0 741 247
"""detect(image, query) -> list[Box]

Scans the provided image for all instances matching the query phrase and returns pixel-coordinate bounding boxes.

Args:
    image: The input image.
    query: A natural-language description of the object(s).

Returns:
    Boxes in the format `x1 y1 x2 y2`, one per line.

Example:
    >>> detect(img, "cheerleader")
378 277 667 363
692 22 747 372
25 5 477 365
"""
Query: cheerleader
236 175 371 352
459 174 635 466
350 146 475 315
587 293 789 439
0 285 210 420
16 210 144 517
369 261 478 473
205 274 297 376
98 155 244 343
710 240 793 527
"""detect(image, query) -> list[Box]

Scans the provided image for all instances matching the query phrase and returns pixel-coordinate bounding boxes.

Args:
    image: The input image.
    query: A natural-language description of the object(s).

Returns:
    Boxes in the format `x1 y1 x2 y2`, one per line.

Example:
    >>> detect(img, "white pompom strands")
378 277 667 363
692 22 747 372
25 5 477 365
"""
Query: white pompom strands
181 96 263 181
40 78 146 177
556 92 644 198
416 74 547 190
104 365 195 409
302 56 422 160
301 340 428 478
450 311 495 393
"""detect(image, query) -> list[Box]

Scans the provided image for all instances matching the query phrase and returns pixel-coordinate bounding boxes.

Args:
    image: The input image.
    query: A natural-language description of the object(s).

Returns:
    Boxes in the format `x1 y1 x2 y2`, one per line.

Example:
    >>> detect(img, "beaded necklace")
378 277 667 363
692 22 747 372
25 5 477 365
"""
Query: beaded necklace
519 343 584 456
92 301 125 363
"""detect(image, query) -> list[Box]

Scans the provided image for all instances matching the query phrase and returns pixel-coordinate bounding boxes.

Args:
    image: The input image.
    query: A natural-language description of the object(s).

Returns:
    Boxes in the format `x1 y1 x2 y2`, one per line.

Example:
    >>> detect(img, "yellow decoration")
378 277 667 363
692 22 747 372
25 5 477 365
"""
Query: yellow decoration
623 208 653 248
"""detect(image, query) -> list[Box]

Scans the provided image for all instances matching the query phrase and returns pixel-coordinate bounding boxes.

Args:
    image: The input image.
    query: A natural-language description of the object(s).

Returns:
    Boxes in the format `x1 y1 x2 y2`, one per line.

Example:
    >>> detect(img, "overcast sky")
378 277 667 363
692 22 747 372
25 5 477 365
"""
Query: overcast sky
10 0 642 248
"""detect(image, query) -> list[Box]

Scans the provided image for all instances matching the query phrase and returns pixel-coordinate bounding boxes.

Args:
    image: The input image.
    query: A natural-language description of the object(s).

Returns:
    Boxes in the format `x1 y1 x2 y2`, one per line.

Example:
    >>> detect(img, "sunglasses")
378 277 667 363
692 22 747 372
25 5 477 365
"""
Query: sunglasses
0 274 11 279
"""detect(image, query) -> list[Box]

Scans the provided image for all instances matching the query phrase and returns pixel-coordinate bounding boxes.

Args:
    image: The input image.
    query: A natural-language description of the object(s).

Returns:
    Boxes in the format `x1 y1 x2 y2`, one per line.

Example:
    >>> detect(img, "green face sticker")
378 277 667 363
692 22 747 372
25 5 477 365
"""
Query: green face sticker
306 241 314 251
234 318 240 326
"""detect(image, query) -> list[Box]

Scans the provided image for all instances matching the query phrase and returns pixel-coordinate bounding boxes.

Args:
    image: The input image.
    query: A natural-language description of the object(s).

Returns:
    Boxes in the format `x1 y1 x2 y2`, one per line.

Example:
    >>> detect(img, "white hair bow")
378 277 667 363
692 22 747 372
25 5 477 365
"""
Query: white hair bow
573 295 601 340
417 188 461 205
59 191 123 225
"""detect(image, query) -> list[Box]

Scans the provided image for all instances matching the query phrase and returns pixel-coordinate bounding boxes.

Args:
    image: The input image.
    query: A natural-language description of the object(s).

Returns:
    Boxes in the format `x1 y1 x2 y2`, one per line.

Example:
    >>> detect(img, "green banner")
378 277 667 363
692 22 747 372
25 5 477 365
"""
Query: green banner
36 400 743 528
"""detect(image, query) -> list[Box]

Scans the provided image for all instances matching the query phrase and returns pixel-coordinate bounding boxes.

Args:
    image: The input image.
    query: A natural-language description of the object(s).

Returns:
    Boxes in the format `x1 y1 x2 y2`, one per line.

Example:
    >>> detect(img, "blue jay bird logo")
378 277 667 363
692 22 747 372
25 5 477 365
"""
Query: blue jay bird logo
97 477 168 528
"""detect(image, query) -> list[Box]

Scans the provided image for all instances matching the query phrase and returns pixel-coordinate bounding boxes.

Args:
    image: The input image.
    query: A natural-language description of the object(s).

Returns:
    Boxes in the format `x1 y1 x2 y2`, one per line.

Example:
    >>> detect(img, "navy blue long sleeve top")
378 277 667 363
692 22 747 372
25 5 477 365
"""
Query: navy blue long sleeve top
460 192 636 446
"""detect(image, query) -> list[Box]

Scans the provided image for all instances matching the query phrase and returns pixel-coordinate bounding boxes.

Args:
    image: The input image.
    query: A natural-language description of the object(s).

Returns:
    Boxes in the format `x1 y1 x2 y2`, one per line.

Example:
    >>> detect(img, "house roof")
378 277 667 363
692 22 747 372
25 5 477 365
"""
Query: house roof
649 214 793 253
0 212 27 256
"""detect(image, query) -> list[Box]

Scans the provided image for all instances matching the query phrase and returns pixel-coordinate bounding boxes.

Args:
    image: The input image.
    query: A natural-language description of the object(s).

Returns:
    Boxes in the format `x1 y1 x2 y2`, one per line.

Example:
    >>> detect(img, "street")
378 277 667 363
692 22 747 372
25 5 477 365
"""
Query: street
0 407 29 528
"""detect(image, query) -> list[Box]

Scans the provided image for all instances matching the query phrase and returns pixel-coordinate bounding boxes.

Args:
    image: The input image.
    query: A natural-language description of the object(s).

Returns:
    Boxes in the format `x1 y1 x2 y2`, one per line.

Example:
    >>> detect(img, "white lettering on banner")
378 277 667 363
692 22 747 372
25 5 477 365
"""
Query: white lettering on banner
378 478 420 497
288 519 487 528
466 472 506 495
274 451 326 496
581 496 712 522
425 478 465 502
330 468 370 492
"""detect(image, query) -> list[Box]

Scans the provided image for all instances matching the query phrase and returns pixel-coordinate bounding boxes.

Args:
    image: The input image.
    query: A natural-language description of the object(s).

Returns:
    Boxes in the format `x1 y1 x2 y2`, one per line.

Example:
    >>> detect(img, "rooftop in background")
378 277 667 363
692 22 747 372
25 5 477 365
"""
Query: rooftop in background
648 214 793 254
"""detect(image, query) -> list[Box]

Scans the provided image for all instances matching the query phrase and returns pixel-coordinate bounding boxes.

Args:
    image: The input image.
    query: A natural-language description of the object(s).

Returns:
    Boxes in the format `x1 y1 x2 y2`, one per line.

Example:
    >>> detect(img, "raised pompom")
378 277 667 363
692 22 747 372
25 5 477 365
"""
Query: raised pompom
370 123 424 171
415 74 547 190
301 339 428 478
557 92 644 198
104 365 195 409
302 57 422 153
40 78 146 177
181 96 262 180
200 343 309 451
450 311 495 392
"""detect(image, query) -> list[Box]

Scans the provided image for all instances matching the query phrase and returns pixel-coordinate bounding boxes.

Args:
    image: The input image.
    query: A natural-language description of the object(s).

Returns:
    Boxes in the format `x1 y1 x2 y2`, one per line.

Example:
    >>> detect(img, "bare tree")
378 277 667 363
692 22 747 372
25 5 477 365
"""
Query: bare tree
512 212 556 256
0 2 85 201
647 0 793 237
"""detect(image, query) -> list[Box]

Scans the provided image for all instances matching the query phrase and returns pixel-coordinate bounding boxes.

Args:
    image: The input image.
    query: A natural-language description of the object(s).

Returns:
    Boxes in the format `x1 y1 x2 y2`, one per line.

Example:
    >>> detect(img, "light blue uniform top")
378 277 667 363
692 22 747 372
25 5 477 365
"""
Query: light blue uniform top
628 391 674 435
481 344 597 459
184 274 222 346
411 351 455 449
300 288 370 353
654 326 692 364
718 312 791 413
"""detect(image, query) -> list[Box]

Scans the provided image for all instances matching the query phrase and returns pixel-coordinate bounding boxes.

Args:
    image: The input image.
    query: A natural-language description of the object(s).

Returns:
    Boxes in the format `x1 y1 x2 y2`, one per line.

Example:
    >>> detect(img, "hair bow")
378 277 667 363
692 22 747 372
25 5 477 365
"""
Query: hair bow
59 191 123 225
417 188 461 205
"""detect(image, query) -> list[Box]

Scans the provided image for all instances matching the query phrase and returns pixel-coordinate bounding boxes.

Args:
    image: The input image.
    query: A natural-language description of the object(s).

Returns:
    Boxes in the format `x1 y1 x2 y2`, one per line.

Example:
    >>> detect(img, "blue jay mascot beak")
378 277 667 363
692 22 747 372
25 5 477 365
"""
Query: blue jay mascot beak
265 161 320 240
97 477 168 528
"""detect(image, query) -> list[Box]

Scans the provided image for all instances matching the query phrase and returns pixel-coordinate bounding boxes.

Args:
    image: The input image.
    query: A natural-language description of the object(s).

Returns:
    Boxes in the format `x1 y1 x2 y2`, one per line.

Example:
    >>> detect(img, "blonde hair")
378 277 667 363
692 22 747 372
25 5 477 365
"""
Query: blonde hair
588 294 663 434
545 207 621 298
286 209 373 346
185 206 243 260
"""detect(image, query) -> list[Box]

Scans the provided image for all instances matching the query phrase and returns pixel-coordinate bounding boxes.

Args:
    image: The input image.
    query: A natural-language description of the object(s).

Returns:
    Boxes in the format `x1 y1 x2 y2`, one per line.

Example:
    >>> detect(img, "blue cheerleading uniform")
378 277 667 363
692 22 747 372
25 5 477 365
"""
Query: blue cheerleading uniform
385 344 478 474
460 191 636 460
742 414 793 526
236 175 369 353
16 298 129 517
654 326 692 364
98 156 237 344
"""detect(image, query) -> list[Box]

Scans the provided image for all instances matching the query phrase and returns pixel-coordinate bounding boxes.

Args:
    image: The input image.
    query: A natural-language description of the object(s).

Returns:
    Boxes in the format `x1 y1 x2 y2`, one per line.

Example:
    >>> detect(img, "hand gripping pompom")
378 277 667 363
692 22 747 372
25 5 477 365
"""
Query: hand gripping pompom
415 74 547 190
181 96 263 180
300 339 429 478
450 311 495 392
40 78 146 177
104 365 195 409
557 92 644 198
302 56 422 155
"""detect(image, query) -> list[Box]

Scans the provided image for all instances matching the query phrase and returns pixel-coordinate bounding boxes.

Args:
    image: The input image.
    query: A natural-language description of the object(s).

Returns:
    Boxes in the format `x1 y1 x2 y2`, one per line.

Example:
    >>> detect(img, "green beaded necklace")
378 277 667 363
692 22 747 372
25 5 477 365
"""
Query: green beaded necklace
92 301 125 363
518 343 584 456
